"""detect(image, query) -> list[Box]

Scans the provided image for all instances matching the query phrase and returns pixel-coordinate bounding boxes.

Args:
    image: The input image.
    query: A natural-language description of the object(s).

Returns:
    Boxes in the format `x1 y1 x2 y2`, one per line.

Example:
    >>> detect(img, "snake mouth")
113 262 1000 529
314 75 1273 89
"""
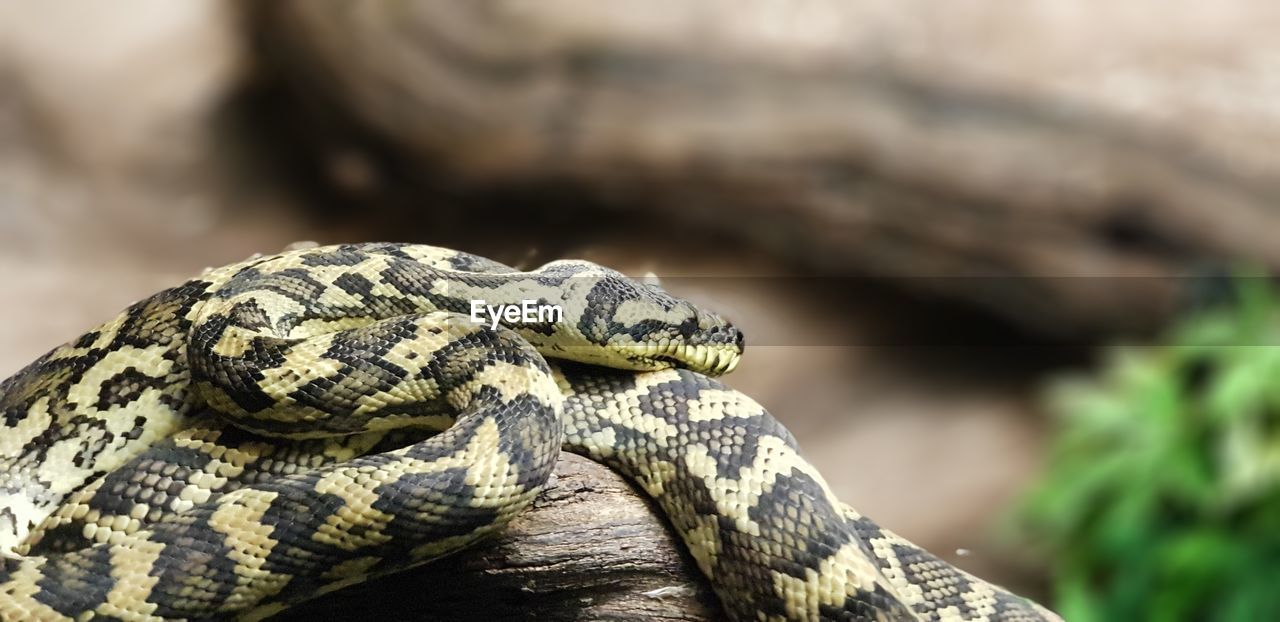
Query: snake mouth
636 323 745 376
636 343 742 376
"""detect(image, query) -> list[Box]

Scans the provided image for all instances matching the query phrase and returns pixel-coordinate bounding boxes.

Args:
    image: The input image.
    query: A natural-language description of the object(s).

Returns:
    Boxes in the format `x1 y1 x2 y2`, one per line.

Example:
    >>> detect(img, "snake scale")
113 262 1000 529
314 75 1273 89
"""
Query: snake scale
0 242 1058 621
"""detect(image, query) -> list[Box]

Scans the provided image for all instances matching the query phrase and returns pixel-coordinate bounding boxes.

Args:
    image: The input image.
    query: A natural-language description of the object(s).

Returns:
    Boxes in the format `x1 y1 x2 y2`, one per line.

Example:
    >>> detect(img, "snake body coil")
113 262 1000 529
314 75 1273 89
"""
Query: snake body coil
0 243 1057 621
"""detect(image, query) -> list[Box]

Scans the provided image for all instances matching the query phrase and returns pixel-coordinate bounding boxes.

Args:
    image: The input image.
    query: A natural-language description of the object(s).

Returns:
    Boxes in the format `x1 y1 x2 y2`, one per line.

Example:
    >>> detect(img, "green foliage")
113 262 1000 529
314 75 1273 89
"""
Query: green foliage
1020 276 1280 621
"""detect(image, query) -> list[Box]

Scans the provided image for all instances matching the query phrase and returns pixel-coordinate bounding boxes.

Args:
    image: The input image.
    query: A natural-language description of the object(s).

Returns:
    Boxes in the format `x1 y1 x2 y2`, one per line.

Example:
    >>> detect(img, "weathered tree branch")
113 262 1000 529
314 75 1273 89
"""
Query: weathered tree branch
248 0 1280 336
270 453 724 621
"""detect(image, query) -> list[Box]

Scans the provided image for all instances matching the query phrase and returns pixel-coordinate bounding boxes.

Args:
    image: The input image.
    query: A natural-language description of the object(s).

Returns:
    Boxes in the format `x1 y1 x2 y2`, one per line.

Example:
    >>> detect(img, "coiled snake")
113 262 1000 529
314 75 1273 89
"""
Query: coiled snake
0 243 1058 621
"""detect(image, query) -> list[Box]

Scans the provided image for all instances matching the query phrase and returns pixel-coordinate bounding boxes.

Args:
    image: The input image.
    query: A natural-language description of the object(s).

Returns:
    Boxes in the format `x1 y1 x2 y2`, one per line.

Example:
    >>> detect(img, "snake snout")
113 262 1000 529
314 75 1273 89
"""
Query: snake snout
700 323 744 350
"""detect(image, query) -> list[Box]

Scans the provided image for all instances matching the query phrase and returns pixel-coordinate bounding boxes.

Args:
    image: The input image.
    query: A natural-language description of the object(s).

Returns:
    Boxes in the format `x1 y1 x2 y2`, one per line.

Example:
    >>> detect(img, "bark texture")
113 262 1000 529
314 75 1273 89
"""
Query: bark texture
270 453 724 621
248 0 1280 336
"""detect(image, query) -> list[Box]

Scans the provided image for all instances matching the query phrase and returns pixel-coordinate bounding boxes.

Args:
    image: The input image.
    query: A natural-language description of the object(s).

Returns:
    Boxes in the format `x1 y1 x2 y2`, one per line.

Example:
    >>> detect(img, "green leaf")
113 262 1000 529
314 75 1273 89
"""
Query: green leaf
1021 272 1280 621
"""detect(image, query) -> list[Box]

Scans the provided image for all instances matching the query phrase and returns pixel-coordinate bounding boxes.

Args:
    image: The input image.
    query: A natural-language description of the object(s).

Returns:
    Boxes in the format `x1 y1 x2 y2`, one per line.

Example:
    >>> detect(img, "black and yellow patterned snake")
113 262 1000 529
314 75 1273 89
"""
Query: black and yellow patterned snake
0 243 1058 621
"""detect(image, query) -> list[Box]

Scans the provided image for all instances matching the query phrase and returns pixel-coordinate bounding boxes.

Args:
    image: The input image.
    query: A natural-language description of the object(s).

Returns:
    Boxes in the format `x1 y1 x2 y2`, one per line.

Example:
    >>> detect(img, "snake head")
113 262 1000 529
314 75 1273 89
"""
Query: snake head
531 262 745 376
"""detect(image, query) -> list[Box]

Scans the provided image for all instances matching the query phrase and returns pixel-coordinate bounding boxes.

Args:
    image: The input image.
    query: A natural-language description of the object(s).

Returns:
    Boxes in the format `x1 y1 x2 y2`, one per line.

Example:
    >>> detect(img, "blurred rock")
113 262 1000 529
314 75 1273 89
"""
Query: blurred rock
0 0 321 367
0 0 313 267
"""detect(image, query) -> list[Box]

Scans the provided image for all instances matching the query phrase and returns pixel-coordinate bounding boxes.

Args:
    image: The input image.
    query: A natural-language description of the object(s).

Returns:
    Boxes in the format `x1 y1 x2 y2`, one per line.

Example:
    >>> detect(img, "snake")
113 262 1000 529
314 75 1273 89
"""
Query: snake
0 242 1059 621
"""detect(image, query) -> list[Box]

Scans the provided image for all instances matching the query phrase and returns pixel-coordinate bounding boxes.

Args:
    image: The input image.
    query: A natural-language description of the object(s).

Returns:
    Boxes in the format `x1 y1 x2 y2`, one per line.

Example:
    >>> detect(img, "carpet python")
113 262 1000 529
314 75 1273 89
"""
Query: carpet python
0 242 1059 621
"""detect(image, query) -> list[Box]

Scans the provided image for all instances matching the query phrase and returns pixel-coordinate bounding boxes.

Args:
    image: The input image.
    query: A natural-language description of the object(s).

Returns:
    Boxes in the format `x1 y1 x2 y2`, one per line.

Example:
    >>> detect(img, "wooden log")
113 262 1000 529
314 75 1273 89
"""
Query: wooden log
246 1 1280 336
269 452 725 621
